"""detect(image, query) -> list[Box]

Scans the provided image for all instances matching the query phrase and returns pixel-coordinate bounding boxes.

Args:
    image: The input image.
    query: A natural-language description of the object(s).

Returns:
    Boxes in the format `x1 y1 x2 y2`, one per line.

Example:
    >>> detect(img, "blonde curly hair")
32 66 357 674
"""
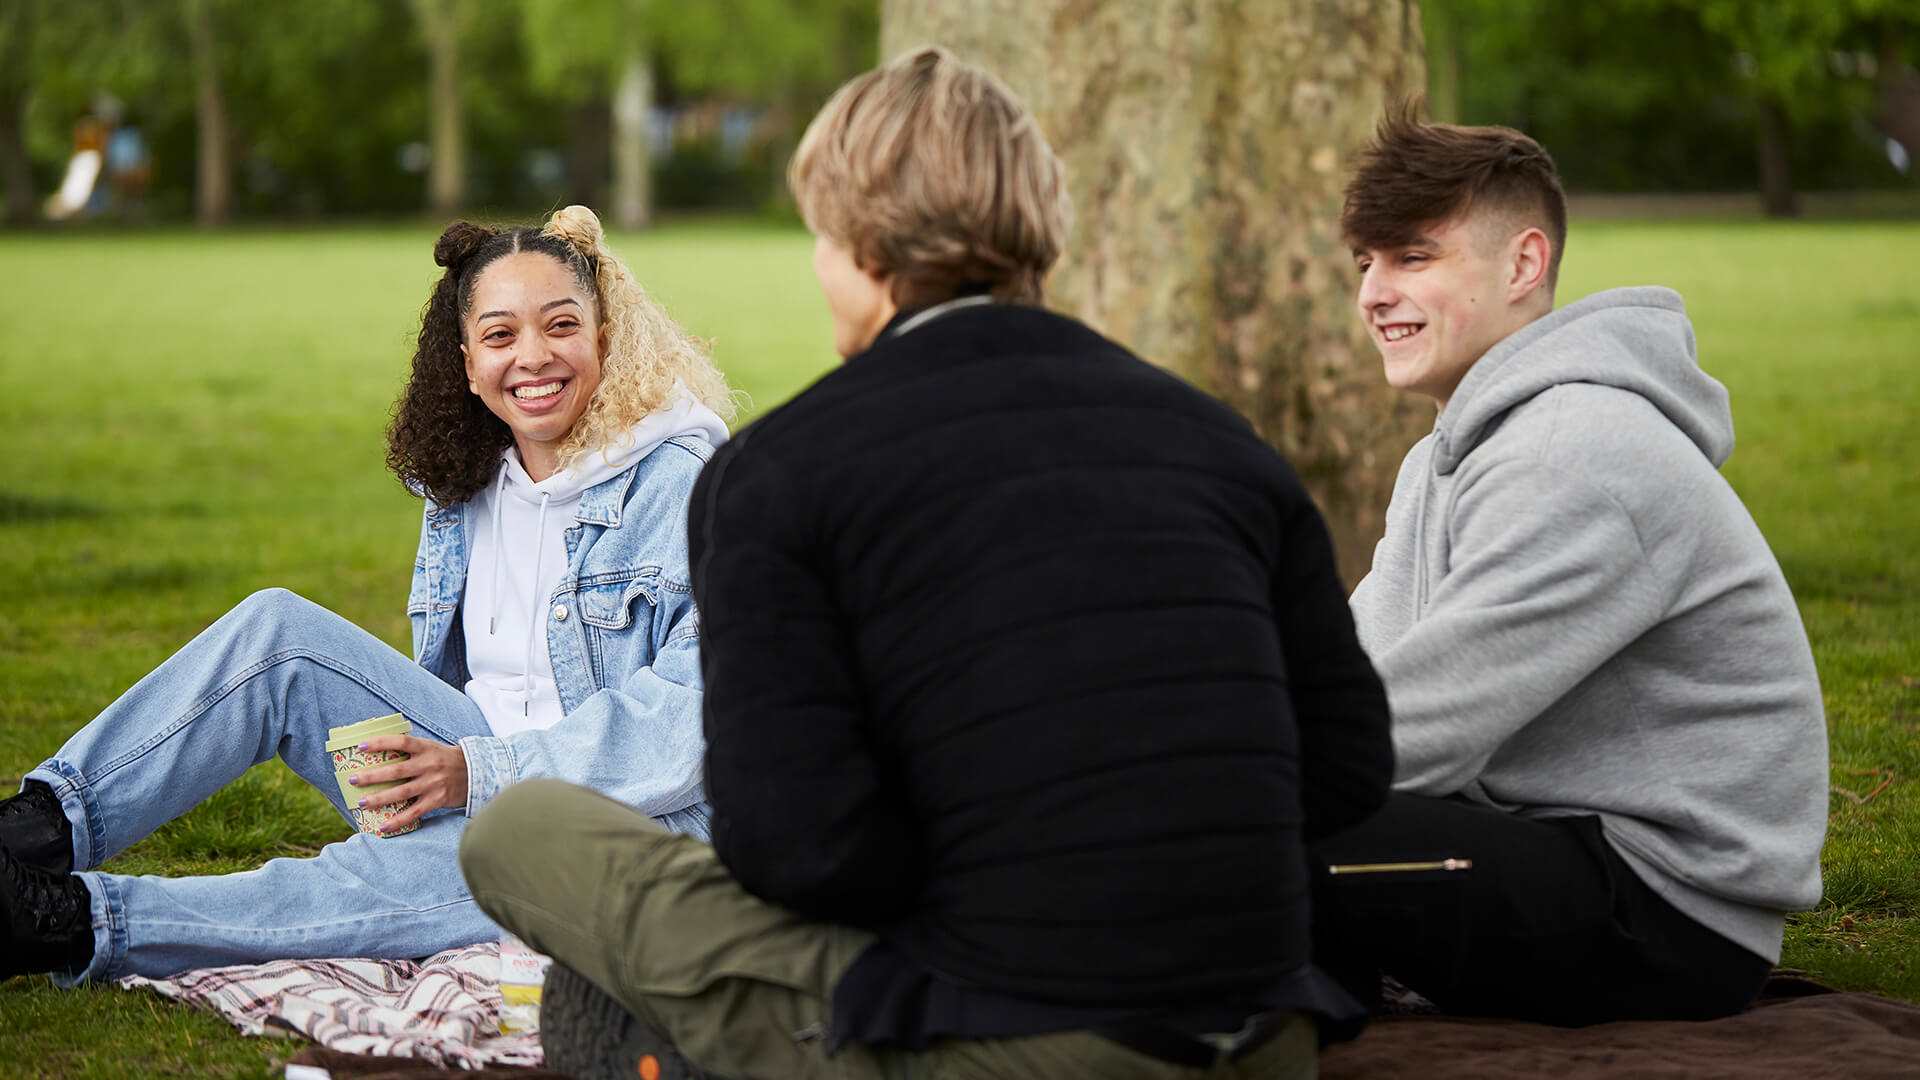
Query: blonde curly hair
542 205 736 467
789 47 1072 308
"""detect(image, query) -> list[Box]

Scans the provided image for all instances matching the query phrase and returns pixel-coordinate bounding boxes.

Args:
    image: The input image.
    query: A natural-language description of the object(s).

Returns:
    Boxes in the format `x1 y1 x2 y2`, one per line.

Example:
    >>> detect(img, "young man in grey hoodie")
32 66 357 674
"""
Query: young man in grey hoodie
1318 108 1830 1024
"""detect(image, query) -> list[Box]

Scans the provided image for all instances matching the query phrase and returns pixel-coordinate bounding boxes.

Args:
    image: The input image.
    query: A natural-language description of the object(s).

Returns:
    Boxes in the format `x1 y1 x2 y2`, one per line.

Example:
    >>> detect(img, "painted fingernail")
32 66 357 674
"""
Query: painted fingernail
348 776 359 786
359 742 369 751
358 798 368 808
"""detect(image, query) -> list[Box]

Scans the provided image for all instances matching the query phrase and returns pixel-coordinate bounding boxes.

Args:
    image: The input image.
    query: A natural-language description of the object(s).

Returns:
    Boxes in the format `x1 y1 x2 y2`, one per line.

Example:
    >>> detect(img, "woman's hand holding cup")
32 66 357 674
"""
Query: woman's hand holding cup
350 735 470 836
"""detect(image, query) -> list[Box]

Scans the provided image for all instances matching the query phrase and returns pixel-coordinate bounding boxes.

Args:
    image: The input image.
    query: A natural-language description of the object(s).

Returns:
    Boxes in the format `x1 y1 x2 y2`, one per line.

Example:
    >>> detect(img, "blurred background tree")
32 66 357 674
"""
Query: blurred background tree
411 0 468 220
0 0 39 224
2 0 1913 226
520 0 660 228
1422 0 1919 215
518 0 876 227
9 0 874 225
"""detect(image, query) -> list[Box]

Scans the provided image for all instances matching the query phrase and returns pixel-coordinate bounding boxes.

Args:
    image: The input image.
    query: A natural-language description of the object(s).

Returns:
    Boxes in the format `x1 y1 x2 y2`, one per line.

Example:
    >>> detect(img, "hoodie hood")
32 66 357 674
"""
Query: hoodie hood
498 391 731 504
463 392 727 736
1432 286 1733 476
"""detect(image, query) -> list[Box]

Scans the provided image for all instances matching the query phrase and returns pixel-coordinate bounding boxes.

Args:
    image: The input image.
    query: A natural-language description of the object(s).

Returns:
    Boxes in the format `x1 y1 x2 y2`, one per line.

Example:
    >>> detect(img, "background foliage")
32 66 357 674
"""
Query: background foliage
0 0 877 222
0 0 1912 227
1424 0 1918 201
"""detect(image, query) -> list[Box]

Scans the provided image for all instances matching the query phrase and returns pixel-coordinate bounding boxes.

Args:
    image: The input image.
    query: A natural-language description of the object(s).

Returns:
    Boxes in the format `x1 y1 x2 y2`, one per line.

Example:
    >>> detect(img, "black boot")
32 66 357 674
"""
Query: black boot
0 781 74 874
0 840 94 978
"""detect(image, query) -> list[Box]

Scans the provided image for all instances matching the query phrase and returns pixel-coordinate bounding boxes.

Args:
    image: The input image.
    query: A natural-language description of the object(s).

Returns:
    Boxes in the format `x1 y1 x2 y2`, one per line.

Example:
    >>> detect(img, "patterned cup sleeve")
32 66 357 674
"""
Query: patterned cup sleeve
330 746 421 837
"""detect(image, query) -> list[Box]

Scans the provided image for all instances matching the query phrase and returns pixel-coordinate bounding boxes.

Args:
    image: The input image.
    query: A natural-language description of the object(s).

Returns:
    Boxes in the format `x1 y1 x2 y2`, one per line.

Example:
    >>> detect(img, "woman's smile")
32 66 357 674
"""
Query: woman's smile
508 377 572 414
461 251 606 480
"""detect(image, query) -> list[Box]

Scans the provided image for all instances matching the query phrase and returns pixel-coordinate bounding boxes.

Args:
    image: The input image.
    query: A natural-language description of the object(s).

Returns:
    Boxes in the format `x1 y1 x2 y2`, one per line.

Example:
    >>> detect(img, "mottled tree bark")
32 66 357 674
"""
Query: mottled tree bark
882 0 1429 583
184 0 230 226
413 0 466 217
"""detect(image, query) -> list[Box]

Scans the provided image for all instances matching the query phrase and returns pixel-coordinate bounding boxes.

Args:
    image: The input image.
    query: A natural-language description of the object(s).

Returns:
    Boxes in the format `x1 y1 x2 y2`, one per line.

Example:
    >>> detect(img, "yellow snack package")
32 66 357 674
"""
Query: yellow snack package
499 932 552 1035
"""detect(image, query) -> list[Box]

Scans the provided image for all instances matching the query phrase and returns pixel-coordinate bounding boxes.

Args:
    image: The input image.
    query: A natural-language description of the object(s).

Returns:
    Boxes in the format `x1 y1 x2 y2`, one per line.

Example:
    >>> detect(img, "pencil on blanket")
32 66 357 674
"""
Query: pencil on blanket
1327 858 1474 875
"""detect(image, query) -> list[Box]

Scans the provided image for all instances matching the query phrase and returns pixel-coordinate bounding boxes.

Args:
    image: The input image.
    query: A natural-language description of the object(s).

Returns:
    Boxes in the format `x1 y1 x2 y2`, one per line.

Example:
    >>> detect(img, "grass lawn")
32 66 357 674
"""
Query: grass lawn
0 217 1915 1075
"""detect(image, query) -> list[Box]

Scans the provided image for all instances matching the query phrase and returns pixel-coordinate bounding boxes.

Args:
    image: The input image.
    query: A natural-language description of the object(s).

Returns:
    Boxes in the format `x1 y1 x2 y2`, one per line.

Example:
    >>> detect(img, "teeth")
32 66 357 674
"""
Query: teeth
513 382 564 400
1384 325 1422 342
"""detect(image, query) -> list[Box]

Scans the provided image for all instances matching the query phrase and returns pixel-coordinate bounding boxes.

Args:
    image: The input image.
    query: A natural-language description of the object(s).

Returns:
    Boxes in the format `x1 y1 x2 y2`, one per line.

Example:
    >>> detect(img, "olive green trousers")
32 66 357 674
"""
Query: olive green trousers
460 779 1316 1080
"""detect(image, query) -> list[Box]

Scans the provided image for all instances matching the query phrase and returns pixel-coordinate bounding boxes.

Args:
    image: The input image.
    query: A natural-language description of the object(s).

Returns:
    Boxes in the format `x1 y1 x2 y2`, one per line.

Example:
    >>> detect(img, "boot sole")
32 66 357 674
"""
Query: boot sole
540 963 714 1080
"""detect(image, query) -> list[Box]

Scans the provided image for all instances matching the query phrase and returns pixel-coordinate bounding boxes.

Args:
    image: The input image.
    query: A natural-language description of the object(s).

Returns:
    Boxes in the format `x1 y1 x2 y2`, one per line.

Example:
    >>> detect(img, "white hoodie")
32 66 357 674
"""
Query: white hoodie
463 394 729 737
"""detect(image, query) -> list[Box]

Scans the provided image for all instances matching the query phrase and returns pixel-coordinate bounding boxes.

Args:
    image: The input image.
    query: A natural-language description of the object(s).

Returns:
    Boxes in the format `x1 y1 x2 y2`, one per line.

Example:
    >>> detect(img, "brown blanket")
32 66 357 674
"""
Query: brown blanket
287 980 1920 1078
1322 989 1920 1079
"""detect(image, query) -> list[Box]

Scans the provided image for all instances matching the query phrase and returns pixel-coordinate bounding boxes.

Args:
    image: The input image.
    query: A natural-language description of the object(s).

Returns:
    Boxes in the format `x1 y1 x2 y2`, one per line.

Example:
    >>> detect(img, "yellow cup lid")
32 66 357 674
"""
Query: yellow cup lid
325 713 411 753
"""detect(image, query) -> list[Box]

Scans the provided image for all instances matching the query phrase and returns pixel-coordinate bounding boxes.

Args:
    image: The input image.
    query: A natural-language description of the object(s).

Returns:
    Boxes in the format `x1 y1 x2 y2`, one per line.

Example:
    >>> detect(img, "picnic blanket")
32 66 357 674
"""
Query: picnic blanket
1321 982 1920 1079
119 942 542 1070
282 1047 565 1080
125 954 1920 1079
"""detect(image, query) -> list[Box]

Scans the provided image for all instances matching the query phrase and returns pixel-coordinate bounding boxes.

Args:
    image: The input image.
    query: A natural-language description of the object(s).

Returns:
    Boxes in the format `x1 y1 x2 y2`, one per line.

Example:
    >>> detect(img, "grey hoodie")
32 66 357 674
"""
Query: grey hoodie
1349 286 1827 963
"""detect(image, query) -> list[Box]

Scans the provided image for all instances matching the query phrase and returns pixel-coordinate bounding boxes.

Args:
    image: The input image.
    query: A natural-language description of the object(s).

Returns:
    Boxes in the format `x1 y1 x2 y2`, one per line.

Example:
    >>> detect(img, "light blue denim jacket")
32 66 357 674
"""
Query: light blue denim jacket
407 434 713 838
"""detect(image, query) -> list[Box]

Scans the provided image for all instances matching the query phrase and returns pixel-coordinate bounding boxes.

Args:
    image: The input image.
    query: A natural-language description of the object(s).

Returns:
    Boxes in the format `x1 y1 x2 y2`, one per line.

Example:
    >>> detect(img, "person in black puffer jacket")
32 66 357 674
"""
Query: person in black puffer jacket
460 45 1392 1080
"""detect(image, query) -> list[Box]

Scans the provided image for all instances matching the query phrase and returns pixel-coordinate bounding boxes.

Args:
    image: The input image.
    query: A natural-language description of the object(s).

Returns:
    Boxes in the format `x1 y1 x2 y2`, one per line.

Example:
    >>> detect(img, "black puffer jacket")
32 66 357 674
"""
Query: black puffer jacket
690 302 1391 1046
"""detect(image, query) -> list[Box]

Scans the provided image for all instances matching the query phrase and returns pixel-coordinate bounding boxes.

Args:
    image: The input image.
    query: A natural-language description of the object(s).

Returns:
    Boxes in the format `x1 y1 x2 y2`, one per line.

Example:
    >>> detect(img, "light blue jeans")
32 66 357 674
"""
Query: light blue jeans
29 589 509 983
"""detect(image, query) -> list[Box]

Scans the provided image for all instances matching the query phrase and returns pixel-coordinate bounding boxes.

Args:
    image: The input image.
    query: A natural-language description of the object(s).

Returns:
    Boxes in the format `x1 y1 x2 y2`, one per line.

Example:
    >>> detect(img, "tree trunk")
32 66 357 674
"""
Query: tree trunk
611 51 652 230
184 0 230 226
414 0 466 217
1874 25 1920 167
1424 0 1464 124
0 2 34 226
1755 95 1798 218
881 0 1429 583
0 96 30 225
568 99 611 209
764 97 799 209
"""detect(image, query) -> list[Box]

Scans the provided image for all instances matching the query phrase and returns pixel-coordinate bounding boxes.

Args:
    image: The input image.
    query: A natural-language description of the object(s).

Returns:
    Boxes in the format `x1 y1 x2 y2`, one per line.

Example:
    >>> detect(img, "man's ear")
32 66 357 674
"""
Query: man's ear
1508 226 1552 304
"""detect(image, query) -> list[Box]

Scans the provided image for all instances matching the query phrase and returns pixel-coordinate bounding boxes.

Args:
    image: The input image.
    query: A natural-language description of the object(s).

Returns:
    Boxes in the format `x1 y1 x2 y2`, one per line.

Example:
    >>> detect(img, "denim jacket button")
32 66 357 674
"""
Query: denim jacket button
552 603 570 622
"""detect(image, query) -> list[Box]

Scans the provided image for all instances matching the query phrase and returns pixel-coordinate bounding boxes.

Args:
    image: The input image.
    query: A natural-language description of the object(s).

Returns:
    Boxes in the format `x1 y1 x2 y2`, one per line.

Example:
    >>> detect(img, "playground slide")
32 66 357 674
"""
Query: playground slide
45 149 103 220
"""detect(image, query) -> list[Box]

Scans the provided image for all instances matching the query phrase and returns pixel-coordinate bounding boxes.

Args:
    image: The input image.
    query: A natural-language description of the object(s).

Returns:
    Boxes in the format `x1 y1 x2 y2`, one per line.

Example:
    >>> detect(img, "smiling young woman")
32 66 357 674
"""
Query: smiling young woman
461 252 607 477
0 205 734 985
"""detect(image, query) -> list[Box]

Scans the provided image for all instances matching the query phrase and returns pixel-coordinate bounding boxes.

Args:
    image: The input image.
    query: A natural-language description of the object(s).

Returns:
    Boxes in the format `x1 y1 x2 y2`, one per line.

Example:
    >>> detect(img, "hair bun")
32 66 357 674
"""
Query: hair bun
434 221 495 269
544 205 605 253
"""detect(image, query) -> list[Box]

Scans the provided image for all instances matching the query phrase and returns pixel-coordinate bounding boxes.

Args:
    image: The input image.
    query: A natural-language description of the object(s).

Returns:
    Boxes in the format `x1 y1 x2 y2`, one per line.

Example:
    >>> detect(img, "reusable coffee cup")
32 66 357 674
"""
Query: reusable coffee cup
326 712 420 837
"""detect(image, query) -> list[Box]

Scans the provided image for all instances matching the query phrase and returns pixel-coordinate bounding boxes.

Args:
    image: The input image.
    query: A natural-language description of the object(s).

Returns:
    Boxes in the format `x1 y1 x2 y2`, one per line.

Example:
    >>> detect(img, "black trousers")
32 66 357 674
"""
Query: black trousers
1309 793 1773 1026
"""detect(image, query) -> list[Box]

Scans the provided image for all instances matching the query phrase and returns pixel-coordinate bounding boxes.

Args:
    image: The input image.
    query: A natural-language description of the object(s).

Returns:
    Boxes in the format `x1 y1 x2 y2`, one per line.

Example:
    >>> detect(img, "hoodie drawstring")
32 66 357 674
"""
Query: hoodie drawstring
486 467 551 717
487 468 508 636
522 492 549 716
1413 452 1433 614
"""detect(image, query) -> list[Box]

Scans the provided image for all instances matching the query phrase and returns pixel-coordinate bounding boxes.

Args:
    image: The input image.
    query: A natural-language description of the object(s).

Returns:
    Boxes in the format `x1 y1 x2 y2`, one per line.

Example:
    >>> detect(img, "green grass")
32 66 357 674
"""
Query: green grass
1566 222 1920 998
0 217 1915 1074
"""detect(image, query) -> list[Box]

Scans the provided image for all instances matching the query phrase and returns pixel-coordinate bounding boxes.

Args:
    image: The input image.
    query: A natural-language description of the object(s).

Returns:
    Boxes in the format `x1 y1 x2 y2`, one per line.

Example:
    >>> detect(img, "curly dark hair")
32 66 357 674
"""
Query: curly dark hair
386 221 598 505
